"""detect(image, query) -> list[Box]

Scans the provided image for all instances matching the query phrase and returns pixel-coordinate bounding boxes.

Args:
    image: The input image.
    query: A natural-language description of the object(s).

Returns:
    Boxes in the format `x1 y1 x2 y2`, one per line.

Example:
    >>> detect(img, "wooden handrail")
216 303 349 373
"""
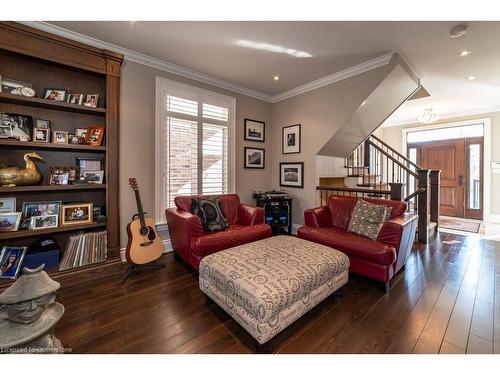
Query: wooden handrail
317 186 390 195
404 187 426 202
370 134 421 170
366 140 419 178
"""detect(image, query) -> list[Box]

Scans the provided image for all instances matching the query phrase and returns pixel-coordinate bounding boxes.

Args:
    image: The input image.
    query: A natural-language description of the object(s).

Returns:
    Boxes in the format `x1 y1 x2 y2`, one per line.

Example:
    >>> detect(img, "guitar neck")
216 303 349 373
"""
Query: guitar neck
134 189 147 228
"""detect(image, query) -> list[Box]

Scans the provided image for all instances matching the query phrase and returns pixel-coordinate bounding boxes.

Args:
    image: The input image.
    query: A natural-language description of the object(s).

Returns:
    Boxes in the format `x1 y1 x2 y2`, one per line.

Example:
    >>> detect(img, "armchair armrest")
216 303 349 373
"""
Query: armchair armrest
238 204 264 226
165 208 204 260
304 206 332 228
377 213 418 273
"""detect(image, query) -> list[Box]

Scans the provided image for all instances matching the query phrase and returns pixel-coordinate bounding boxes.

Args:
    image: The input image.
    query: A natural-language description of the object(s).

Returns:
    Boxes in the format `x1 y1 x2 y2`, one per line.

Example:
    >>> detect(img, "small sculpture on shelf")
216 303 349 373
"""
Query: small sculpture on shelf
0 152 44 186
0 264 65 353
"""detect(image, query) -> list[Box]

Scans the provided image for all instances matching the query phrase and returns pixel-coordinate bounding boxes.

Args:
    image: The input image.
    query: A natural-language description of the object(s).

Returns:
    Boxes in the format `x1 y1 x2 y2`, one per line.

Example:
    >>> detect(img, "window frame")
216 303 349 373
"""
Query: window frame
155 76 236 224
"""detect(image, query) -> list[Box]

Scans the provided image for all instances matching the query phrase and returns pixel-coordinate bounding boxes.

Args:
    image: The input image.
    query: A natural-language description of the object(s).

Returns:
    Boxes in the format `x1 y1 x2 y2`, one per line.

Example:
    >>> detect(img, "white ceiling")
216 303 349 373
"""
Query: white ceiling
49 21 500 124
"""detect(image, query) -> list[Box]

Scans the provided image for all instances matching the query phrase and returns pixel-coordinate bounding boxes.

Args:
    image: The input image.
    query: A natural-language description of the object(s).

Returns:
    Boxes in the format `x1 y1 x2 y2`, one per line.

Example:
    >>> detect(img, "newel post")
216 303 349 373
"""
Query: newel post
417 169 430 244
429 170 441 227
389 182 404 201
363 139 371 170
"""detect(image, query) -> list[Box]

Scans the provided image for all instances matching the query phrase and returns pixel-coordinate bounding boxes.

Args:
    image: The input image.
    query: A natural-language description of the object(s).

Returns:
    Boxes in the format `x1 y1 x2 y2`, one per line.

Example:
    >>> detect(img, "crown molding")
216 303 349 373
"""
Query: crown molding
382 104 500 128
270 52 394 103
19 21 393 104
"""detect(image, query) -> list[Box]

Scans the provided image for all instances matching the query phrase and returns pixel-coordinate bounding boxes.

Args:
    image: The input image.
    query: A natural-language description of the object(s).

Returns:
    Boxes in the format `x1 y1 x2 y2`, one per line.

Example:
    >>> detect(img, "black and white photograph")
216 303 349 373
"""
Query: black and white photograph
84 94 99 107
0 125 12 139
282 124 301 154
69 133 80 144
77 157 104 175
244 147 265 169
29 214 59 230
22 201 61 219
0 246 27 279
0 78 34 97
53 130 68 144
0 212 22 232
82 170 105 184
49 169 69 185
0 112 33 141
34 128 50 142
35 119 51 129
0 197 16 213
280 162 304 188
43 88 67 102
244 118 265 142
67 93 84 105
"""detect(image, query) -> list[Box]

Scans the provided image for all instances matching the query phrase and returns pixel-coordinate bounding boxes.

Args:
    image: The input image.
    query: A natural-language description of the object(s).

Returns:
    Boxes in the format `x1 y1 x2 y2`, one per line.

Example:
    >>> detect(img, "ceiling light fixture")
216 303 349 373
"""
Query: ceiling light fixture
468 75 476 81
450 24 468 39
459 49 471 57
417 108 440 124
236 40 313 58
273 75 280 81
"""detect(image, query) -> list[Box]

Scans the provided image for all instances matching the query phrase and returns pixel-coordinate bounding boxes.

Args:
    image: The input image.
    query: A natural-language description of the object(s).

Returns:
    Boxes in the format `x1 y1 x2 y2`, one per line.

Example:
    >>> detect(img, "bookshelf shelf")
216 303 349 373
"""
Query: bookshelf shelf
0 222 106 240
0 184 106 193
0 139 106 152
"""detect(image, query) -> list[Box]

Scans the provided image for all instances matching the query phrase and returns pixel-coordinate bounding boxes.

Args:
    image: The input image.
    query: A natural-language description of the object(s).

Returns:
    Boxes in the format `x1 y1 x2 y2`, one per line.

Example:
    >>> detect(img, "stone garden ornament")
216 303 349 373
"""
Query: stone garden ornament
0 264 65 353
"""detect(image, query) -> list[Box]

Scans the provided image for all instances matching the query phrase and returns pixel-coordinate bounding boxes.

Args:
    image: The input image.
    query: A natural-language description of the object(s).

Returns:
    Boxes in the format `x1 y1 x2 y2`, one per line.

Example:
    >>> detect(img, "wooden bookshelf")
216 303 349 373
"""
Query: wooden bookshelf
0 22 123 289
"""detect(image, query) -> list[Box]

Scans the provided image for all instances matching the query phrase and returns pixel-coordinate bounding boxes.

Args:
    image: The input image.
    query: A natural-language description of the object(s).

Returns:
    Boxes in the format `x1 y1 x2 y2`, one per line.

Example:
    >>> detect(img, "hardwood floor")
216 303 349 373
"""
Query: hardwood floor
54 232 500 354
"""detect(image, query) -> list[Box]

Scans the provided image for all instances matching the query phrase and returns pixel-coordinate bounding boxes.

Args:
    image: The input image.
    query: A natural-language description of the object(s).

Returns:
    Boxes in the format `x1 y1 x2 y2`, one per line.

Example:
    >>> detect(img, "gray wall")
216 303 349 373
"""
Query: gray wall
119 61 273 247
270 64 394 225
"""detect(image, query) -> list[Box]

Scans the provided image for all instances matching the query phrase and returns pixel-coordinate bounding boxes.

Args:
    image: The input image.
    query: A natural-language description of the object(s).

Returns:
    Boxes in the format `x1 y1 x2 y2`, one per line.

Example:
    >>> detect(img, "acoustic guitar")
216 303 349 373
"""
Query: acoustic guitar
126 178 164 265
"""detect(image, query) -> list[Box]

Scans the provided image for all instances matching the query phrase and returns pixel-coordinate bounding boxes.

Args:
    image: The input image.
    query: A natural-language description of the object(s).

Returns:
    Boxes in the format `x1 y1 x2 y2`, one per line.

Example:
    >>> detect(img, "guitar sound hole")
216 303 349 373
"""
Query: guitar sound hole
140 227 149 236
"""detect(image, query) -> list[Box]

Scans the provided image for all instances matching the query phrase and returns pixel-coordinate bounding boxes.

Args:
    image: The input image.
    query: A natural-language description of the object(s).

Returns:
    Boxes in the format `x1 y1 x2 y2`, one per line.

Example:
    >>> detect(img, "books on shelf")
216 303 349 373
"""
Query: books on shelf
59 230 107 271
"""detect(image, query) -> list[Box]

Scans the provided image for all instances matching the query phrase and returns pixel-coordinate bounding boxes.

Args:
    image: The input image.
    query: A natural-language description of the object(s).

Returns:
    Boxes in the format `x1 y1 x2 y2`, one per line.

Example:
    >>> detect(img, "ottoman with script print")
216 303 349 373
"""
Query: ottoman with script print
199 235 349 345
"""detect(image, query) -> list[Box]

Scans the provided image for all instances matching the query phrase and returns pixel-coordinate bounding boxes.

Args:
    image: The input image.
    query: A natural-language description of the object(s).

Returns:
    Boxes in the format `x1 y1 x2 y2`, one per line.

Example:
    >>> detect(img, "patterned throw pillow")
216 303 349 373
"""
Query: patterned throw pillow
191 197 229 232
347 199 388 240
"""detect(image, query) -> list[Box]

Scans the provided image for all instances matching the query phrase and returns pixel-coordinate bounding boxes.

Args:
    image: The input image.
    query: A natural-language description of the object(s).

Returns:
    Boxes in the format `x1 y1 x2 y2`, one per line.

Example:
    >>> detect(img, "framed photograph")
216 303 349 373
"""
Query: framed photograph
68 133 80 145
34 128 50 143
61 203 93 226
1 78 34 97
84 94 99 108
0 246 27 279
53 130 68 144
29 214 58 230
0 125 12 139
280 162 304 188
282 124 301 154
44 88 67 102
244 147 265 169
244 119 265 142
22 201 62 219
82 170 104 184
85 126 104 146
67 93 84 105
75 128 88 144
76 157 104 176
35 119 51 129
0 112 33 141
0 197 16 214
49 168 69 185
0 212 22 232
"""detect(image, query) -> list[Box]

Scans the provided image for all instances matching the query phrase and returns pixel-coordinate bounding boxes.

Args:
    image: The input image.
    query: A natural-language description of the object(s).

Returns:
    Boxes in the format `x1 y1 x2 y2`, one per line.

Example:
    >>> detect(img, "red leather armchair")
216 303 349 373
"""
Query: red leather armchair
166 194 272 271
298 195 418 291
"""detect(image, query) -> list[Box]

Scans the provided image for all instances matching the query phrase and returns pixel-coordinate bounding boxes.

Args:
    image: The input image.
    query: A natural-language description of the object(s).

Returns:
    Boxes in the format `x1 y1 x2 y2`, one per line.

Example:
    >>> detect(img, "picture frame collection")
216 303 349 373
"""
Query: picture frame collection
0 197 102 233
243 118 266 169
48 156 105 186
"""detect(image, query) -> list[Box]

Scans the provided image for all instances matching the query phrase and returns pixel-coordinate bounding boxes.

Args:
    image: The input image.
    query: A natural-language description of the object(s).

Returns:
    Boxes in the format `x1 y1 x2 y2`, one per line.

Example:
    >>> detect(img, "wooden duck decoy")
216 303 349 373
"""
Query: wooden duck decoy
0 152 44 186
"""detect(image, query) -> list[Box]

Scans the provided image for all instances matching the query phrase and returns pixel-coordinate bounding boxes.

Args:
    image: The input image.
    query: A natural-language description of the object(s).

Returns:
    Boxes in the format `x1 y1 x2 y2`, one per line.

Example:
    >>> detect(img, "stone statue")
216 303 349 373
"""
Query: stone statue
0 264 65 353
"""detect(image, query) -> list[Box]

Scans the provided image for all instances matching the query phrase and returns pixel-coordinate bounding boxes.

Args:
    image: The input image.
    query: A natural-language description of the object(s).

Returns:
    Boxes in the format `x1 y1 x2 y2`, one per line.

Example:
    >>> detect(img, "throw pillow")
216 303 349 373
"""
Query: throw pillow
191 197 229 232
348 199 388 240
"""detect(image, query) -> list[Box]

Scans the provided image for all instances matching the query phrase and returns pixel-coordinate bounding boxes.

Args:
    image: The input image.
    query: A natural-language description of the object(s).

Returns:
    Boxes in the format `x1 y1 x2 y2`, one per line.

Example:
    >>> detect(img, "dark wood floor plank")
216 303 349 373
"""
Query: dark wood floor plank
50 232 500 354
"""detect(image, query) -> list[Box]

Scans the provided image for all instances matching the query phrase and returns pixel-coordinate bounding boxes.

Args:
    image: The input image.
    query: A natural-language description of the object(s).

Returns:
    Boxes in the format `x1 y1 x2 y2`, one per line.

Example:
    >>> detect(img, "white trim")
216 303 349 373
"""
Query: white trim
383 104 500 128
154 77 236 225
402 118 492 222
487 214 500 224
292 223 301 235
271 52 394 103
20 21 394 104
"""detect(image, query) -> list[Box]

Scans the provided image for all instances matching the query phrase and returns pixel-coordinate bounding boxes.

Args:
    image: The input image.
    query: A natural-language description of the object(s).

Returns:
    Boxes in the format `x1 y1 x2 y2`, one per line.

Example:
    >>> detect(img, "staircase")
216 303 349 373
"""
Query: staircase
317 134 440 243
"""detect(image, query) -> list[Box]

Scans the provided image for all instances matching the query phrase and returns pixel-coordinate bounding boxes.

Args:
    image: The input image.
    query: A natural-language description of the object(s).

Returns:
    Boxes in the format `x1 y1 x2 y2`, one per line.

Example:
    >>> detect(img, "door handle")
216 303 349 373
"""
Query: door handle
459 175 465 186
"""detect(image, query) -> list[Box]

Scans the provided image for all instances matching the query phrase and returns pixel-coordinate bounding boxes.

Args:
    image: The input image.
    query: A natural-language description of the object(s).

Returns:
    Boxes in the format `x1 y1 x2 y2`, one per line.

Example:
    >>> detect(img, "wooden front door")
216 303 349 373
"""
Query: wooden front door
410 137 483 219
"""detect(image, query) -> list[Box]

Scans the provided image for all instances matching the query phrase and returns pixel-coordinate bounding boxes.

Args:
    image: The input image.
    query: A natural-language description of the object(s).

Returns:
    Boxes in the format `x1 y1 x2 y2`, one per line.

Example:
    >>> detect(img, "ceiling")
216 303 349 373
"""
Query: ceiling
49 21 500 124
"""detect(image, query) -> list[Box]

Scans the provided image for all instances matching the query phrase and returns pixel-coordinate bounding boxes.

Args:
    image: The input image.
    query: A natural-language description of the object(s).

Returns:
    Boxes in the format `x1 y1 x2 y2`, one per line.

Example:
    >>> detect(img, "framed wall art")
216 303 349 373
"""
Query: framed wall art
244 118 265 142
282 124 301 154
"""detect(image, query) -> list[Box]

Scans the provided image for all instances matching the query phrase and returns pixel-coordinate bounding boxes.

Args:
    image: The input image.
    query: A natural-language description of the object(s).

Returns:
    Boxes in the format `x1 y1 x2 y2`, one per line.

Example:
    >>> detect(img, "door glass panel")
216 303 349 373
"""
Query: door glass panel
407 123 484 143
469 144 481 210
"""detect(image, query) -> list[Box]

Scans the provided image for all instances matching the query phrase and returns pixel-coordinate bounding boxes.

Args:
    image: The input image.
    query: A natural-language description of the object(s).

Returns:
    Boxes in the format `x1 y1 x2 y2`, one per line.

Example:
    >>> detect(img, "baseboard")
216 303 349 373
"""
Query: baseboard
486 214 500 224
292 223 301 235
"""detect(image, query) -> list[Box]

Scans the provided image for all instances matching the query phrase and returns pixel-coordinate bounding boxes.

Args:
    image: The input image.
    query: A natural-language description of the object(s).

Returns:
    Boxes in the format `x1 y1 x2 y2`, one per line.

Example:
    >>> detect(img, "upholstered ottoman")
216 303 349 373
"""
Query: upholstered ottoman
199 235 349 350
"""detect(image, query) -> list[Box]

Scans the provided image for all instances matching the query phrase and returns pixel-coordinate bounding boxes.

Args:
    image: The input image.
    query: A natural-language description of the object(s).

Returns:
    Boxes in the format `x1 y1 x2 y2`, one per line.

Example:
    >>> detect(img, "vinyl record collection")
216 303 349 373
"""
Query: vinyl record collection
59 230 107 270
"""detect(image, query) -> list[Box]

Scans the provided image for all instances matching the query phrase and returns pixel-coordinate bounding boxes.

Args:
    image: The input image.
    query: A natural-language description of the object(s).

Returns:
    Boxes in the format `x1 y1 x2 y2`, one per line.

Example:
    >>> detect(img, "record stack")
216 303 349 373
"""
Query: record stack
59 231 107 271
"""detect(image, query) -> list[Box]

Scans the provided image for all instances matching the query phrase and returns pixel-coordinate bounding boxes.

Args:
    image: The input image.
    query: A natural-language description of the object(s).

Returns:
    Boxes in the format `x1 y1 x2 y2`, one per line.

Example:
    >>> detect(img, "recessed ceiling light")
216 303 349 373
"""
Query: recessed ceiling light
459 49 471 57
450 24 468 39
273 75 280 81
468 75 476 81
